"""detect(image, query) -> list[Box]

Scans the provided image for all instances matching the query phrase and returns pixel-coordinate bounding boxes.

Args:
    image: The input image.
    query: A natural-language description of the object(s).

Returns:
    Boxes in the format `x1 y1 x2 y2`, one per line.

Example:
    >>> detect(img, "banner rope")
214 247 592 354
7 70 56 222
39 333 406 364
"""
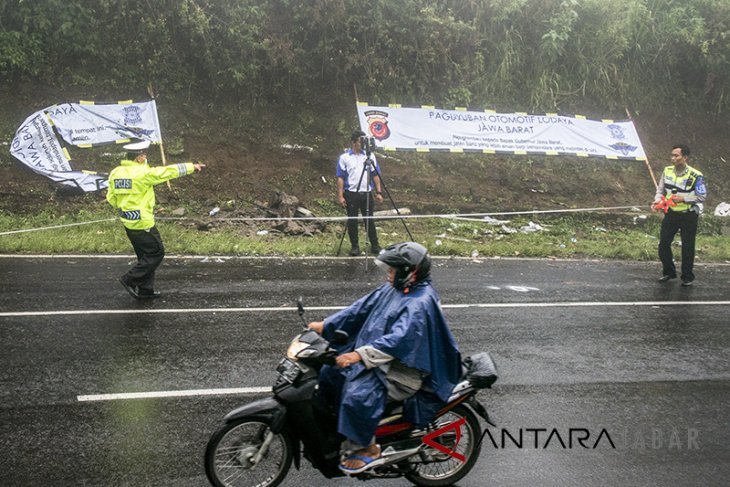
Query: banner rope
0 218 116 236
0 205 649 236
157 205 646 222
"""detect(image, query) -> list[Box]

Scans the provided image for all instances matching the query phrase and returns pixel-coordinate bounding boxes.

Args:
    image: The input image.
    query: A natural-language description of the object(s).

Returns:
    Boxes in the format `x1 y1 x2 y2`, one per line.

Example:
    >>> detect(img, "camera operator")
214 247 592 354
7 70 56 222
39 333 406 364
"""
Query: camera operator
336 130 383 256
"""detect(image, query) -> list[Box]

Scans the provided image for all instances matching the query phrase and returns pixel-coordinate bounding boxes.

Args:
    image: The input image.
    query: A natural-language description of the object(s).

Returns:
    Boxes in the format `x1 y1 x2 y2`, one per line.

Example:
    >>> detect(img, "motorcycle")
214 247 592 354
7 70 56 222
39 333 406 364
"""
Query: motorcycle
205 299 498 487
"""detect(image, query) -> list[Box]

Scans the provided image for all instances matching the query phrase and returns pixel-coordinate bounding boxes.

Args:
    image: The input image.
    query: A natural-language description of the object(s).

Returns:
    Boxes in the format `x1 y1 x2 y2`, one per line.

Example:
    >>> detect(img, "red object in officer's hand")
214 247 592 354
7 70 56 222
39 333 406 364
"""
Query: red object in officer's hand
655 195 676 214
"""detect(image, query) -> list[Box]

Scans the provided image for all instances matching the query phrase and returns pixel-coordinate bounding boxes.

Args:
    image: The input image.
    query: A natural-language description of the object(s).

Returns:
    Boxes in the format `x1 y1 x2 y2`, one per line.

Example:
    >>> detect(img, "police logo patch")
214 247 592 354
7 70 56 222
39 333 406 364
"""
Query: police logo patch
695 176 707 195
114 179 133 189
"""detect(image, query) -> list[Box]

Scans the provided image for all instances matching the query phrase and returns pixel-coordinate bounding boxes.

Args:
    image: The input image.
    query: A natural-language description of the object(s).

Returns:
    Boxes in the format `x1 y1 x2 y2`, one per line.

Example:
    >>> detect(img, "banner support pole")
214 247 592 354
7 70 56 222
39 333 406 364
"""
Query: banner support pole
625 107 658 190
148 83 172 190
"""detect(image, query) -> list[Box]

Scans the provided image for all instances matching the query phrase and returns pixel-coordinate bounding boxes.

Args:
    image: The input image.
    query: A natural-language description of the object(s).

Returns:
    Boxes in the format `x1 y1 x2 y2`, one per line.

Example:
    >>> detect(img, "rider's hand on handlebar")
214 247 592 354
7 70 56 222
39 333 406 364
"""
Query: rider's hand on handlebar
336 351 362 368
307 321 324 334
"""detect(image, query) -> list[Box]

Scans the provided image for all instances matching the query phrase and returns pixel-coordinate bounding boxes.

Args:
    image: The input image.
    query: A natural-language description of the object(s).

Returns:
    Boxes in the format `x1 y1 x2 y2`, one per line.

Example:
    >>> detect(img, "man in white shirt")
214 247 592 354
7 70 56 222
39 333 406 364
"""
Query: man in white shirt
336 130 384 256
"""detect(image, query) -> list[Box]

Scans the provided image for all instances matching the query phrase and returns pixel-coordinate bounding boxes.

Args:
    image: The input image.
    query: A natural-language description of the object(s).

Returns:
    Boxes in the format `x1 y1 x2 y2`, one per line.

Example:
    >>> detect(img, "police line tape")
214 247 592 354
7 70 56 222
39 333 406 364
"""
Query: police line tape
0 218 117 236
0 205 647 236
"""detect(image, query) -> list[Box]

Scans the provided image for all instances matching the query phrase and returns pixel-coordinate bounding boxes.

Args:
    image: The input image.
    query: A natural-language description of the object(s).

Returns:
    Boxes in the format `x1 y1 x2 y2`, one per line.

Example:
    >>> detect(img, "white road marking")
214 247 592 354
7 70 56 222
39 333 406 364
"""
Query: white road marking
443 301 730 308
0 298 717 402
2 253 725 403
77 387 271 402
3 301 730 318
1 306 343 317
63 299 728 403
3 253 729 265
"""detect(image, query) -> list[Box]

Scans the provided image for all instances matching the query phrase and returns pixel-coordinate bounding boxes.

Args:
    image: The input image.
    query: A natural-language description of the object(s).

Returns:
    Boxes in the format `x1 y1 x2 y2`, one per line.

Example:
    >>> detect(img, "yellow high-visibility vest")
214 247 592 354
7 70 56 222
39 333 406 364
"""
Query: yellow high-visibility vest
106 160 195 230
659 165 705 213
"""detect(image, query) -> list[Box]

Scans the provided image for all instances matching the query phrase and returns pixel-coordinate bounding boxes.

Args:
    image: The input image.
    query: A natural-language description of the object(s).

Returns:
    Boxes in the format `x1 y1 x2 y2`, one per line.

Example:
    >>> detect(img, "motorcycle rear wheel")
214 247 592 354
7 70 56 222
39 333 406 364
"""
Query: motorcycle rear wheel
405 404 482 487
205 418 293 487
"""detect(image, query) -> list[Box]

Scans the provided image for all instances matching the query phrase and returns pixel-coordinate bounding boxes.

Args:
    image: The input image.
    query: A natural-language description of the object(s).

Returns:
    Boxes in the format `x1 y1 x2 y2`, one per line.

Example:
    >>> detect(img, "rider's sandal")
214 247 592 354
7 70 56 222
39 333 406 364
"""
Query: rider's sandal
339 445 384 475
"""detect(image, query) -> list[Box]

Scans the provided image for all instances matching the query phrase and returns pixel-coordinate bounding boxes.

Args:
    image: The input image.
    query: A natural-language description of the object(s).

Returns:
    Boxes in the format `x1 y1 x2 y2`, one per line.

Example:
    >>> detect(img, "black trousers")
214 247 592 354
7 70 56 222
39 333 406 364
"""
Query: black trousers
344 191 379 249
123 226 165 293
658 211 698 281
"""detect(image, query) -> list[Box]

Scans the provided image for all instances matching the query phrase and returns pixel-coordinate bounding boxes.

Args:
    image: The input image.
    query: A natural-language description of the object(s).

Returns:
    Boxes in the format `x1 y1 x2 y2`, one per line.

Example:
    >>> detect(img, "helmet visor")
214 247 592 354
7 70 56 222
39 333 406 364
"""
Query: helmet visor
374 258 391 273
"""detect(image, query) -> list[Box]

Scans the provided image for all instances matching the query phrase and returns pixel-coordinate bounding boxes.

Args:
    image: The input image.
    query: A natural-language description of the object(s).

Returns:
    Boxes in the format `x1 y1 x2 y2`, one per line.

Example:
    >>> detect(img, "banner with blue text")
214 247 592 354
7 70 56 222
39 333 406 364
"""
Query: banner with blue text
9 100 162 192
9 110 108 192
48 100 161 147
357 103 646 160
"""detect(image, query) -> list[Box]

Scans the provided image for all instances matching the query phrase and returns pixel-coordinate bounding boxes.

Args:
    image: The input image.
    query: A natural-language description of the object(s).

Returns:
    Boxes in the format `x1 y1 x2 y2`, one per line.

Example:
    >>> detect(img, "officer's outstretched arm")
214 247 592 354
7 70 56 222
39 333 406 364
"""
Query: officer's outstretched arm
146 162 198 185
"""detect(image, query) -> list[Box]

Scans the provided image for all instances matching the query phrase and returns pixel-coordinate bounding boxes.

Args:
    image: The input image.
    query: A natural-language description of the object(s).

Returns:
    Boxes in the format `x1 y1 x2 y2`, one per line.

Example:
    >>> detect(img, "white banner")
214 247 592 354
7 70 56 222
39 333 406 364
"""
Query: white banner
47 100 162 146
10 111 72 173
9 99 162 192
9 110 108 192
357 103 646 160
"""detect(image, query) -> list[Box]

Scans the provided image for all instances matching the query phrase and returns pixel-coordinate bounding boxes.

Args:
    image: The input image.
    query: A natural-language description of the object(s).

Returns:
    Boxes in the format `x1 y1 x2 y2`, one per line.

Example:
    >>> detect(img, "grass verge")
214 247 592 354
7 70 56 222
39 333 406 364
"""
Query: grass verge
1 210 728 262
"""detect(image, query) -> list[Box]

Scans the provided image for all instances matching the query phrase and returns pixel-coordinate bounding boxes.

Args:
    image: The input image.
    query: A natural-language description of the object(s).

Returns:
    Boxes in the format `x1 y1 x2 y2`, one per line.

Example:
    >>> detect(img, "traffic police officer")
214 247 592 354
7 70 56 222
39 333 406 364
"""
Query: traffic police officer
106 140 205 299
651 144 707 286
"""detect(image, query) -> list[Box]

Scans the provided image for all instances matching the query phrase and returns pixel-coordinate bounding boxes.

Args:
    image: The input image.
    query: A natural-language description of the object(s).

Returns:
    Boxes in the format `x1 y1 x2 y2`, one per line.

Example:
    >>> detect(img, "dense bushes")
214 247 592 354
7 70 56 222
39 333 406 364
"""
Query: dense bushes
1 0 728 116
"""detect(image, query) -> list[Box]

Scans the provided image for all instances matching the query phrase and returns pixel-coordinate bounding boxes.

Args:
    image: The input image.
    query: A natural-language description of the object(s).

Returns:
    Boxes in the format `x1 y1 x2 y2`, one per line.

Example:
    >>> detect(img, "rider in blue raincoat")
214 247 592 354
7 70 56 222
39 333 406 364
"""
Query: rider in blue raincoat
307 242 461 475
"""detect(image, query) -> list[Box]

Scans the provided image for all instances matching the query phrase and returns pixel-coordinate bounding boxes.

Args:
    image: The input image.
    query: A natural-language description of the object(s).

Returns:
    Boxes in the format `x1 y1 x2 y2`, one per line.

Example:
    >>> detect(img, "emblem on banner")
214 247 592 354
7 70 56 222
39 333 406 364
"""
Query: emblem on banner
607 124 626 140
114 126 155 140
123 106 143 125
609 142 638 156
607 124 637 155
364 110 391 141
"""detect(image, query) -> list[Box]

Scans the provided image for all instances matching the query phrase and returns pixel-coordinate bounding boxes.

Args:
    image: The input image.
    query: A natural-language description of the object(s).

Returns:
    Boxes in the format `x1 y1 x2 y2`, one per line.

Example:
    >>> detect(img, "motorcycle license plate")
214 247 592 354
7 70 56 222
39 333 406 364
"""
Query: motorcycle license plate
276 358 301 383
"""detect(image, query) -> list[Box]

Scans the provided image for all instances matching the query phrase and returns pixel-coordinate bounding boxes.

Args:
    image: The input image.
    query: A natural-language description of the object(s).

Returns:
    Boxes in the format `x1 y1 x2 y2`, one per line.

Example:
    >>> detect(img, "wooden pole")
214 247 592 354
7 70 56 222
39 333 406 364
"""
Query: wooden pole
147 83 172 190
625 107 658 190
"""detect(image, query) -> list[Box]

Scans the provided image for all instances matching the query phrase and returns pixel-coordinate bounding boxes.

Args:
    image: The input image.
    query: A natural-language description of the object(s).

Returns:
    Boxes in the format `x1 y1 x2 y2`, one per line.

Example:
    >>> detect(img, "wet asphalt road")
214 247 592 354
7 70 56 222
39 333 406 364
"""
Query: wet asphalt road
1 255 729 487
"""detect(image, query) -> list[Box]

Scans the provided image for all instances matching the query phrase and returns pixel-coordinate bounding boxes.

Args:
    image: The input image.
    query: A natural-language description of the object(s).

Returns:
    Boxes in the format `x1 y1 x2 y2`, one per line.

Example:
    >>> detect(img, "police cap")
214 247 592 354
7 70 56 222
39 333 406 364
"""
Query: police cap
123 140 151 152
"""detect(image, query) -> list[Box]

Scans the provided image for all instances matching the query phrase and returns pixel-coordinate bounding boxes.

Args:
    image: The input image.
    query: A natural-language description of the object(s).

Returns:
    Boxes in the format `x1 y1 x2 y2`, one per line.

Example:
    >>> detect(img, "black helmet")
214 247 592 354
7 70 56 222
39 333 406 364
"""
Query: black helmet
375 242 432 290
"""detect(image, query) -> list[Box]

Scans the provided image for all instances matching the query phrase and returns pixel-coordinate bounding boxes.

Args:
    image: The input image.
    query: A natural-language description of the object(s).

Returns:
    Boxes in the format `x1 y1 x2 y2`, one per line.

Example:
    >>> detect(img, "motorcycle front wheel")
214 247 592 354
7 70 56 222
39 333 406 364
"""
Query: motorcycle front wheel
205 418 293 487
405 404 482 487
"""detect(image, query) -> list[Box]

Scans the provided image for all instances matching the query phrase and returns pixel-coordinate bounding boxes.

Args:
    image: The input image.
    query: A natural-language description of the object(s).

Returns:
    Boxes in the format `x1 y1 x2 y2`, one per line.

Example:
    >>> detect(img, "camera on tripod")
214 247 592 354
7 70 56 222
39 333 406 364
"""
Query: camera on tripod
359 136 377 155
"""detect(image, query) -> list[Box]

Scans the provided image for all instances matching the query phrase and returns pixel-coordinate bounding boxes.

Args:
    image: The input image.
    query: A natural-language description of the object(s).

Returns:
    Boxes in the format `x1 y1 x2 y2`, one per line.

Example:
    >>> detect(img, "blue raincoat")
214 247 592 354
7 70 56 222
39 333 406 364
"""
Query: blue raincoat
320 278 461 446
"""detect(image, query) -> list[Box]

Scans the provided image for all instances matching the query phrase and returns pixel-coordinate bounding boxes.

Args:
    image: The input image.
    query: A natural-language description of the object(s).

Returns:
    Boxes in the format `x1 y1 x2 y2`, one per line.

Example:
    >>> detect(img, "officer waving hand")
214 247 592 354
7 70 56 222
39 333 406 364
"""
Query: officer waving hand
106 140 205 299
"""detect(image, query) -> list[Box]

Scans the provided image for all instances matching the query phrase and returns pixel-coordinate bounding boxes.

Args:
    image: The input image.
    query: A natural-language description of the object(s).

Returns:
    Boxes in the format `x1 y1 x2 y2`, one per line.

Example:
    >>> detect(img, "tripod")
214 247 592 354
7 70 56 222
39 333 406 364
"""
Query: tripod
336 139 413 258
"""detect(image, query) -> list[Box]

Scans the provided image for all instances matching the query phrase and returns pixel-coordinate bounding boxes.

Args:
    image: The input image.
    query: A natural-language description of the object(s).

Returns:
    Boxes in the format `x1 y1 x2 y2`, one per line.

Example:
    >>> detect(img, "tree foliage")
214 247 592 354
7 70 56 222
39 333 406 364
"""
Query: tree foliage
1 0 728 115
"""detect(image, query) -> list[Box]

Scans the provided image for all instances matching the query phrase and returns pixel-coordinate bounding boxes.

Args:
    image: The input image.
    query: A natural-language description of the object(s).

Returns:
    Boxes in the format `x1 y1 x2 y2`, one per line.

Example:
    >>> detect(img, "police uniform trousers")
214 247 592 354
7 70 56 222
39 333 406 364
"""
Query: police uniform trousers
658 210 698 282
344 191 380 249
123 226 165 293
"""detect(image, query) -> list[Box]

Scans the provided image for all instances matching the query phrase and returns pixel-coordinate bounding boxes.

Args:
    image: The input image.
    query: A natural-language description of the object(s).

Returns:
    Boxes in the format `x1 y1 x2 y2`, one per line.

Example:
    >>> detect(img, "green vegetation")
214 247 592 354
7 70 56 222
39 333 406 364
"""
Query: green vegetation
1 0 728 118
1 210 728 262
1 1 728 260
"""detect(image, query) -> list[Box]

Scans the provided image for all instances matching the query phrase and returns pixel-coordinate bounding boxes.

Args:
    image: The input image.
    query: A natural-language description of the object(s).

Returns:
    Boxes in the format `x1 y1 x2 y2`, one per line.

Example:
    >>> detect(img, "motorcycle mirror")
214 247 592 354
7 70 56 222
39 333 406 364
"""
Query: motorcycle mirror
332 330 349 345
297 297 308 328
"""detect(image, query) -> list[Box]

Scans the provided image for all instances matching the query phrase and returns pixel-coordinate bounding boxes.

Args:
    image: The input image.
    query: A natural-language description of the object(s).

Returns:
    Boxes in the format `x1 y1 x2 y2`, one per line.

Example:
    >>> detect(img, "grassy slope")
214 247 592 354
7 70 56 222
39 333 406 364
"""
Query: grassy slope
0 91 728 260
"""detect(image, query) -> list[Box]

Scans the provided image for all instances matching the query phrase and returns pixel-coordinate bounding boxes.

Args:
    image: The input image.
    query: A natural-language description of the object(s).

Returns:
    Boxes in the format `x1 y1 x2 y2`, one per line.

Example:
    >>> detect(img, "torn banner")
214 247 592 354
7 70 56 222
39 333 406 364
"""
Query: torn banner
9 100 162 192
357 103 647 160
